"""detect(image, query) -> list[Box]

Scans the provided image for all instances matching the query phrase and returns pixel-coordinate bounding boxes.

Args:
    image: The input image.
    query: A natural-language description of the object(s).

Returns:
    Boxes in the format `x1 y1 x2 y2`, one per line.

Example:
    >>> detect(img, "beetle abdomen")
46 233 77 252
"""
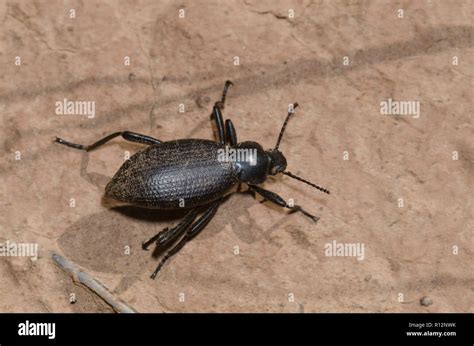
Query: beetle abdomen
105 139 237 209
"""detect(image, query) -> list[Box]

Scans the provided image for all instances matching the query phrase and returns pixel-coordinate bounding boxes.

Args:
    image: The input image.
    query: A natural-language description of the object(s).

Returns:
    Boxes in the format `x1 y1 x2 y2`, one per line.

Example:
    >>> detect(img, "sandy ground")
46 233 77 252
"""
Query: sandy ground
0 0 472 313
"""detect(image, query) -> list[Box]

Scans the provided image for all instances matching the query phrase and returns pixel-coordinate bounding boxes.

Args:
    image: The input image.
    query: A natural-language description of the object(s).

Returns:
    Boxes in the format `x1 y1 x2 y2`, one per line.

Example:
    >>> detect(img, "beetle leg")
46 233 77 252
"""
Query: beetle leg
150 198 223 279
141 208 199 250
54 131 161 152
248 184 320 223
211 104 225 144
217 80 233 109
211 81 233 144
225 119 237 146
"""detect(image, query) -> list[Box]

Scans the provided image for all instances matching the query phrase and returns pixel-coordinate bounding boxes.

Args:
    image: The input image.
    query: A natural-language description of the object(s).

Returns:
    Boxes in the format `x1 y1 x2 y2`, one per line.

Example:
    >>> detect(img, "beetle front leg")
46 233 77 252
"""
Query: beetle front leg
150 198 223 279
248 184 319 223
54 131 162 152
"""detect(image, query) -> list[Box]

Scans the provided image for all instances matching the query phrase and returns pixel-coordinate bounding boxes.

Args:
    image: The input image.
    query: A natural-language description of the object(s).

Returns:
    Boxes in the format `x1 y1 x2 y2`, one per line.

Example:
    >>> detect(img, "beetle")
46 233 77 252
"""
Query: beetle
55 81 330 279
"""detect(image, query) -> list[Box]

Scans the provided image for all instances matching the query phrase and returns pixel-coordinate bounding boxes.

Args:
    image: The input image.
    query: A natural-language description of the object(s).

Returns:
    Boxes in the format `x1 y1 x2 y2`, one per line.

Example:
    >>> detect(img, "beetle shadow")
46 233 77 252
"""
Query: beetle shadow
110 204 188 223
58 186 313 295
57 203 193 293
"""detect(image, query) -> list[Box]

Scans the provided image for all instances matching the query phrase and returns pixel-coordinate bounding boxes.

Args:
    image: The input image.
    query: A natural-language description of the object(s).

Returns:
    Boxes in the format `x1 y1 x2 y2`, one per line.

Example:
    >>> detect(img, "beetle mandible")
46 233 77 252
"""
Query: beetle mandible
55 81 330 279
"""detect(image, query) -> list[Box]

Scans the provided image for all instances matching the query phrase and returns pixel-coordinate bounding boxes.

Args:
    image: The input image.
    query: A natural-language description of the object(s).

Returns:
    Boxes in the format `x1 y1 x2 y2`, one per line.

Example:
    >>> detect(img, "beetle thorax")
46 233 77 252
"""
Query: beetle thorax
230 141 270 184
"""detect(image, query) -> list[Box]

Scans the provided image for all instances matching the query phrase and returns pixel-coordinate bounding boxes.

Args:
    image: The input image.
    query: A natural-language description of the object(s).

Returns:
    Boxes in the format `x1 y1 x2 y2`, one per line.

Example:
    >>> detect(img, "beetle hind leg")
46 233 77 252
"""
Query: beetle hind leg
141 208 199 251
150 198 223 279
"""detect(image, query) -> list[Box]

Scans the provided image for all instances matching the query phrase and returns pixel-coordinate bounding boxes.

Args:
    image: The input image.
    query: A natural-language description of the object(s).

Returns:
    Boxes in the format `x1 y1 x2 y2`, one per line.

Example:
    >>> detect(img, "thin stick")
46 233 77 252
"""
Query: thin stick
52 253 137 313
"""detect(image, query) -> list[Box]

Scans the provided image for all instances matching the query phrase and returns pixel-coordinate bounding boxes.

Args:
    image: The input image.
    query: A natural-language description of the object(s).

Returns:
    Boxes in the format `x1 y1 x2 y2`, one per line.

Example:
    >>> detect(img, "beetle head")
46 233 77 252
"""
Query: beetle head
266 149 287 175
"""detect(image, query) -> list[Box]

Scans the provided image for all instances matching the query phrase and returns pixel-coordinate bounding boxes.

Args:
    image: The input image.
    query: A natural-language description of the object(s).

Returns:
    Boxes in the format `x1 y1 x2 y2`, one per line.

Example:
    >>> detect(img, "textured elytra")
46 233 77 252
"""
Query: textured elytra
105 139 238 209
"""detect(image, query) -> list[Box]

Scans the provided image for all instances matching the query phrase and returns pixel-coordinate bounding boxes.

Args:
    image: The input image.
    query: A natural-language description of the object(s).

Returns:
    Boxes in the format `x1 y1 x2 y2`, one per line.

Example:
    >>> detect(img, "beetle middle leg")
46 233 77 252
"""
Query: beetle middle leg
55 131 161 152
248 184 320 223
150 198 223 279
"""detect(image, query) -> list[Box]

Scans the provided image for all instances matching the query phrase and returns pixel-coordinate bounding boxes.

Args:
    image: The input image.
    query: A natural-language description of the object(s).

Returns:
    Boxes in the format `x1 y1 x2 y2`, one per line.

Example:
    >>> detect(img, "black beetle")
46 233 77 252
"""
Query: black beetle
55 81 330 279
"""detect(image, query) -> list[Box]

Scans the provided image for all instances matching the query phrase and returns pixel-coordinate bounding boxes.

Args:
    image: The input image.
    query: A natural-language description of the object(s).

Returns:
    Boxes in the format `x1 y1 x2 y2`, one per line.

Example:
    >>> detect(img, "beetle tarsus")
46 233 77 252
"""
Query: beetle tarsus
290 205 320 223
219 80 234 109
54 137 87 150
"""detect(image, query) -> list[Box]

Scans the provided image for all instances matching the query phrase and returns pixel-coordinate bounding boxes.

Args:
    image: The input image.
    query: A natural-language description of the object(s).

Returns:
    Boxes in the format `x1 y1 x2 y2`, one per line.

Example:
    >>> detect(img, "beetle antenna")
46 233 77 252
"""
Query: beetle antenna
275 102 298 150
283 171 330 195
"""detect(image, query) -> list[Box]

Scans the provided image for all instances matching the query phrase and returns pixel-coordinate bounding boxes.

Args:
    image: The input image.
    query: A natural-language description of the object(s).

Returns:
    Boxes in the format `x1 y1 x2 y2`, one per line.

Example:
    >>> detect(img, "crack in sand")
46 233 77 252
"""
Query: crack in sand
137 32 159 131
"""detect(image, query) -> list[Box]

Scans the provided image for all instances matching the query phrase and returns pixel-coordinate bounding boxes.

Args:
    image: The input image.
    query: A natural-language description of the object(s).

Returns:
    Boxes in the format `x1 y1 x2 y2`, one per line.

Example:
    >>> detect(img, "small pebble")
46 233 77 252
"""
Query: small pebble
128 72 136 81
420 296 433 306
